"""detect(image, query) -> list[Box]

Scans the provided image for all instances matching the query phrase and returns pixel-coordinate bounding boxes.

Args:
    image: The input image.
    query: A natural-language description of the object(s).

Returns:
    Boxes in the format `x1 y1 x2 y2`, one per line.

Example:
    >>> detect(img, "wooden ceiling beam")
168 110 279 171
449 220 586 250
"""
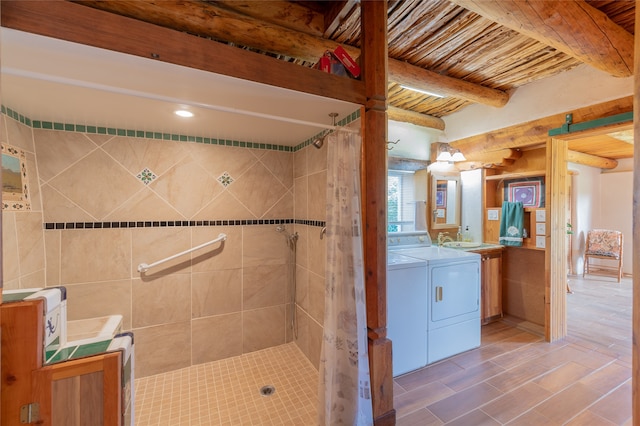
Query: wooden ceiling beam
567 150 618 169
387 106 445 130
73 0 510 109
450 96 633 155
212 1 325 37
322 1 358 37
449 0 634 77
2 0 365 105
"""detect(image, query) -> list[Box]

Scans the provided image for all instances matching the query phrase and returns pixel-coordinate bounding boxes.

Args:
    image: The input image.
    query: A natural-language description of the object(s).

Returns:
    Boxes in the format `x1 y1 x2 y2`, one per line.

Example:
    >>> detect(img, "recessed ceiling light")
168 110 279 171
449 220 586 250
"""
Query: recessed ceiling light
175 109 194 118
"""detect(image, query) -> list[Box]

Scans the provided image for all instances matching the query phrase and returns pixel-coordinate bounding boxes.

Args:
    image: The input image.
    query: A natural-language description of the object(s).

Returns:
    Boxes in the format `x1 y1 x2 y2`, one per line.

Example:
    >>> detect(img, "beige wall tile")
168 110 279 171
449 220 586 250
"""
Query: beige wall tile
294 176 308 219
106 188 184 222
262 191 293 220
306 142 327 175
307 271 325 324
44 231 60 286
25 152 42 211
293 147 307 179
308 318 323 369
3 278 19 290
192 313 243 365
187 143 258 180
5 116 34 152
294 307 310 359
149 155 222 219
194 191 255 221
260 151 293 189
243 305 286 353
228 162 288 218
132 227 191 276
294 224 309 269
307 228 326 277
243 264 287 310
49 149 143 220
20 269 46 289
242 225 288 268
65 279 133 329
307 170 327 221
102 136 187 176
33 129 97 182
132 274 191 328
191 227 242 272
83 134 115 146
15 212 45 276
2 212 19 282
295 266 309 311
192 269 242 318
41 184 94 223
133 321 191 378
60 229 131 284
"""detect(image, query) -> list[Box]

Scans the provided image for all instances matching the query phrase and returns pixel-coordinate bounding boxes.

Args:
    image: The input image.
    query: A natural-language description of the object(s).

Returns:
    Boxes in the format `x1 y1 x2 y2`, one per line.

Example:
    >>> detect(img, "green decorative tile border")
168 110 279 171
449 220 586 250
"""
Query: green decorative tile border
293 109 361 152
2 105 361 153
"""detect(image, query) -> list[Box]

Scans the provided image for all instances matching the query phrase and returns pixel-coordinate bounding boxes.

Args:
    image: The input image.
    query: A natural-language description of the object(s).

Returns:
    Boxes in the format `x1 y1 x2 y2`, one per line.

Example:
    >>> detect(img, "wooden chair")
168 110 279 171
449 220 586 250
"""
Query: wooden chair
583 229 623 282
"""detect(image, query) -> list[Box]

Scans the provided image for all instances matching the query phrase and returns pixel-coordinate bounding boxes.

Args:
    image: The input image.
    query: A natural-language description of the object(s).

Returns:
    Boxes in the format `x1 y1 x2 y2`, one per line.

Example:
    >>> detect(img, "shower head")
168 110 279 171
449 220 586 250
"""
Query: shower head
312 135 325 149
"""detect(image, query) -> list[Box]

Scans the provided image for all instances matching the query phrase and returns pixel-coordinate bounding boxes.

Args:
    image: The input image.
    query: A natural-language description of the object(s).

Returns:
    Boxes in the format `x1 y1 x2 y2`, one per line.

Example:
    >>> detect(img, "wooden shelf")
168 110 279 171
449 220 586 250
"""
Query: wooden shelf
484 170 546 181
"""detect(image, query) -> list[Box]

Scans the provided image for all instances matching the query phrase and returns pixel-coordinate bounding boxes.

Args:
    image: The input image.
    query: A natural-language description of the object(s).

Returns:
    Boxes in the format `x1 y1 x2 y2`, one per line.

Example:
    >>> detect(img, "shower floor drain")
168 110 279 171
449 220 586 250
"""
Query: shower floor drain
260 385 276 397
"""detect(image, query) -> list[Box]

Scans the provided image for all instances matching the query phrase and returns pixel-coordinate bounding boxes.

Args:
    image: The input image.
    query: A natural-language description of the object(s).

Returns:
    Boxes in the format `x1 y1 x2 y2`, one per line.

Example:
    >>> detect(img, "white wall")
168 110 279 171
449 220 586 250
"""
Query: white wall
597 171 633 275
443 64 633 142
569 162 633 276
461 169 483 243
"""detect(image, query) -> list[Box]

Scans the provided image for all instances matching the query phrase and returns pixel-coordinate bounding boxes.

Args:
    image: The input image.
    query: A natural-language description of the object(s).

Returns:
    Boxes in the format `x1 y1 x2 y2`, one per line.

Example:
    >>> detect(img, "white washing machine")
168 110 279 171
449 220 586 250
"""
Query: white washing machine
387 252 427 376
392 246 481 364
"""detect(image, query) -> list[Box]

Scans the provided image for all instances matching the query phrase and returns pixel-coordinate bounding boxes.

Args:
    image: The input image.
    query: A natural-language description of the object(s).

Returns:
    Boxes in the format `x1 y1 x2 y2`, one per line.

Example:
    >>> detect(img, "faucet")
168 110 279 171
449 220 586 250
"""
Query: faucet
438 232 454 246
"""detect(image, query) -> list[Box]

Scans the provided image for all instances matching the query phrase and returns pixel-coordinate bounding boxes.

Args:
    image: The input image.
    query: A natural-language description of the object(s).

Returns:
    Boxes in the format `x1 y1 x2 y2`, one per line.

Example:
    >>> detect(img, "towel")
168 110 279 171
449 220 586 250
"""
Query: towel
414 201 427 231
499 201 524 246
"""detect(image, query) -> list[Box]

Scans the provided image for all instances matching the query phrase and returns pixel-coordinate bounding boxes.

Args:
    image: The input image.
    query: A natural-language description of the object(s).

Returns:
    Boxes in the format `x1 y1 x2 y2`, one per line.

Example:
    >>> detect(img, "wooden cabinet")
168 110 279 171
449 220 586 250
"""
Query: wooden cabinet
474 248 503 324
1 299 126 426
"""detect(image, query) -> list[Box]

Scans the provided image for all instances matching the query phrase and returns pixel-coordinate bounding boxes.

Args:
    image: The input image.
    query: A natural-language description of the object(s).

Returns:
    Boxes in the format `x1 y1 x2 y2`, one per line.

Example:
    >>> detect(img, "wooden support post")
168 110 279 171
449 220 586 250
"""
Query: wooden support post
546 138 567 342
632 3 640 422
361 1 395 424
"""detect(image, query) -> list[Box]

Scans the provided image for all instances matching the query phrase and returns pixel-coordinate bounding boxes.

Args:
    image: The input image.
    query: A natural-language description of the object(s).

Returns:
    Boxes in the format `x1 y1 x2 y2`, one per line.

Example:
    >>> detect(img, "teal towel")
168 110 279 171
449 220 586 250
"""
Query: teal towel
499 201 524 246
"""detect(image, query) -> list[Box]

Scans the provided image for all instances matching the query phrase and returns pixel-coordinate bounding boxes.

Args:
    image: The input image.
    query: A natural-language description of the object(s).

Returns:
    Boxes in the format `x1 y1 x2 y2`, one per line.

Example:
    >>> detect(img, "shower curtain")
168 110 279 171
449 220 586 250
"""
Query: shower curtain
318 129 373 425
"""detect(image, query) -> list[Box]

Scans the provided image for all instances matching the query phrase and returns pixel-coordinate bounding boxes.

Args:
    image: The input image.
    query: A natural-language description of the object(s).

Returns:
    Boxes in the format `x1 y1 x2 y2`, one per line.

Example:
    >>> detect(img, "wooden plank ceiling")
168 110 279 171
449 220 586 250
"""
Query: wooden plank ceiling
65 1 637 164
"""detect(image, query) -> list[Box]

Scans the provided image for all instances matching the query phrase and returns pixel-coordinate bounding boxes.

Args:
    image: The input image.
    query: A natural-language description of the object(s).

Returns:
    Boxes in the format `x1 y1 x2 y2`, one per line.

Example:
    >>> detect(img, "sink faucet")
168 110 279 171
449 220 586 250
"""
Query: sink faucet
438 232 454 246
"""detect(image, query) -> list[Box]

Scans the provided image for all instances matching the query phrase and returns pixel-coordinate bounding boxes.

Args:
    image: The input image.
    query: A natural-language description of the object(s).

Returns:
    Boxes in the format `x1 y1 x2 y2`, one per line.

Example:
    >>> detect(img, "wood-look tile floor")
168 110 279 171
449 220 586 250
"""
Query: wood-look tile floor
134 274 632 425
395 274 633 425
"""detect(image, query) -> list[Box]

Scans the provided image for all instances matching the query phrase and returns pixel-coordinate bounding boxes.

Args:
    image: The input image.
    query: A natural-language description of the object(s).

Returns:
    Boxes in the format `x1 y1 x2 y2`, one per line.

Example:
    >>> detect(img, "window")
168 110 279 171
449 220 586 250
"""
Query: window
387 170 416 233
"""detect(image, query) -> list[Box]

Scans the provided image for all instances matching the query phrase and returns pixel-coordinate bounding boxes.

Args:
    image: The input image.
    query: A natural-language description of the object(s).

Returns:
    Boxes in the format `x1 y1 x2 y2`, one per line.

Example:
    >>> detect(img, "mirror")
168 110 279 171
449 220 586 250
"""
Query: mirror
431 173 461 229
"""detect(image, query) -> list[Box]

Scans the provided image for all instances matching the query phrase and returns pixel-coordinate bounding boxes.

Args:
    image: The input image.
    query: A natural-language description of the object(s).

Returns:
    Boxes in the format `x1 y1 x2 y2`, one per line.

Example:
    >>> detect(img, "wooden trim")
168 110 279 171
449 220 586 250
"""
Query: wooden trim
1 0 366 106
361 1 394 424
631 3 640 421
546 137 568 342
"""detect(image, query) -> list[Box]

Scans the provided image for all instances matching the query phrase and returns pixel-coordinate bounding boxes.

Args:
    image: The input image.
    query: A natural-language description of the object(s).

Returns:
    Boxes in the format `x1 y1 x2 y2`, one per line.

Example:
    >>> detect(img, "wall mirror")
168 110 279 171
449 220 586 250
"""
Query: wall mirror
431 172 461 229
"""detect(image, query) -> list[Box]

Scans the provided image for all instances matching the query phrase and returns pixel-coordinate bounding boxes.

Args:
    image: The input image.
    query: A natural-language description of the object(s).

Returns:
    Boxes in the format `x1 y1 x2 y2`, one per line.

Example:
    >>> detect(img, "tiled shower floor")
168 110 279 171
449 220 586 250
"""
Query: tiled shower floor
134 343 318 425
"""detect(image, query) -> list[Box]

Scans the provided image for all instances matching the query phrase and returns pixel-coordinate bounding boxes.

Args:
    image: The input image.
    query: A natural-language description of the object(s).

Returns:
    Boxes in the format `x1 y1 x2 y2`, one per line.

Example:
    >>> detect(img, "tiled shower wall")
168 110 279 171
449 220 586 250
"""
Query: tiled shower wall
1 110 344 377
2 114 46 289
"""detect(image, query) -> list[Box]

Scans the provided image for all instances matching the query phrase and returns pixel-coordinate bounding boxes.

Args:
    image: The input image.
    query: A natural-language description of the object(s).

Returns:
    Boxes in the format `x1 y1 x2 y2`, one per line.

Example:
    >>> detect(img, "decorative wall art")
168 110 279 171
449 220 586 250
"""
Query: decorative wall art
2 143 31 210
436 183 446 207
504 177 545 208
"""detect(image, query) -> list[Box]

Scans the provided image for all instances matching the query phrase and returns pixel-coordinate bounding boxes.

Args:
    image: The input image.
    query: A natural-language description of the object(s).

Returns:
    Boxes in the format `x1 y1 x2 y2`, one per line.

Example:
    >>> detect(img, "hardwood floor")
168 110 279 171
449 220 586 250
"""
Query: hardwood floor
393 274 633 425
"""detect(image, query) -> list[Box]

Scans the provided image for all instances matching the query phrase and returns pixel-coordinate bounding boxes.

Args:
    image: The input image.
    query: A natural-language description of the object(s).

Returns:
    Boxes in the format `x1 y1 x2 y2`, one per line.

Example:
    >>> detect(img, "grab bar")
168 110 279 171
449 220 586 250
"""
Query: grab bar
137 233 227 273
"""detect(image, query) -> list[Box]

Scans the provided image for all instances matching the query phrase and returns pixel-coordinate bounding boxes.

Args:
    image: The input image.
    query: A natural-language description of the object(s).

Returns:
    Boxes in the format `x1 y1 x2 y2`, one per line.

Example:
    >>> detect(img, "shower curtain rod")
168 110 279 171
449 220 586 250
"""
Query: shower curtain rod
137 232 227 273
5 68 359 133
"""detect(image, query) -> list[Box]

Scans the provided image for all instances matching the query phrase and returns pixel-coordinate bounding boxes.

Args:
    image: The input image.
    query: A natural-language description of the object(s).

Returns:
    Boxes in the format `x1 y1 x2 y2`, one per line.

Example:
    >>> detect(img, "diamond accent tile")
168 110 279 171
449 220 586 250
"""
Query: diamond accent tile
136 168 157 185
217 172 234 187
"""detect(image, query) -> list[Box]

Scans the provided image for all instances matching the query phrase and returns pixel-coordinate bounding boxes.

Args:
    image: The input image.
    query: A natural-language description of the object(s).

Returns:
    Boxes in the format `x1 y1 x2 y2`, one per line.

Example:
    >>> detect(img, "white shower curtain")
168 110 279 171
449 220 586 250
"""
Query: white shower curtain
318 129 373 426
